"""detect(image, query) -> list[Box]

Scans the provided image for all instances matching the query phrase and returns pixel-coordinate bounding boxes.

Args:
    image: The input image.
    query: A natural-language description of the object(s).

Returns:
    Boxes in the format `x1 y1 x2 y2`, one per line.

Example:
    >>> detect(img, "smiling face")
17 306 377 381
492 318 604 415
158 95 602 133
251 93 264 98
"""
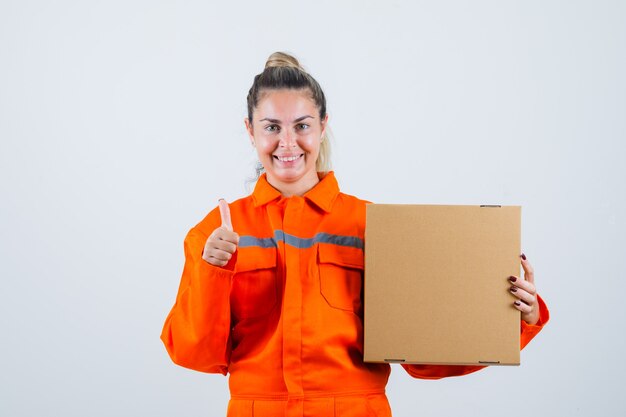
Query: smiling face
245 88 327 196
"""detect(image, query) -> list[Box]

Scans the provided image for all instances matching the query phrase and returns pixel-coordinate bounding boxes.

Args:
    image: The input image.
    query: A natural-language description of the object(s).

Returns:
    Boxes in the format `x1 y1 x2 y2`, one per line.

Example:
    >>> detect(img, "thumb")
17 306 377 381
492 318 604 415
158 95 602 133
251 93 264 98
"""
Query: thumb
218 199 233 231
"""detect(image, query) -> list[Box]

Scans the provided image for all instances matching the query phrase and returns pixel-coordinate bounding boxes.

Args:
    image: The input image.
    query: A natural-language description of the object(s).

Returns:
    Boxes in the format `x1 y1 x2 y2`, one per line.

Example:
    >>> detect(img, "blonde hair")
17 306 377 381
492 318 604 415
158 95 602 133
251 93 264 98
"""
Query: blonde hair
247 52 332 177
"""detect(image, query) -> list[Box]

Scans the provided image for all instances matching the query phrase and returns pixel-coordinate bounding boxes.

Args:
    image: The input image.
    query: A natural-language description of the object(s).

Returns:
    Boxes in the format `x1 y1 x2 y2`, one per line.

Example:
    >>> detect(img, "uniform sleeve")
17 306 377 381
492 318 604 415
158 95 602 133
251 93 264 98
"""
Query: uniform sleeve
401 294 550 380
160 224 234 375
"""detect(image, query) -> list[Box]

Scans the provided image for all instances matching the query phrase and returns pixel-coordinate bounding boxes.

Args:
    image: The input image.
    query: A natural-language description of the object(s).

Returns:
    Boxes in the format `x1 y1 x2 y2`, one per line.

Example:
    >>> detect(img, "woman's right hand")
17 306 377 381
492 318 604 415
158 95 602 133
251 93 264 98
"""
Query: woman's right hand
202 199 239 267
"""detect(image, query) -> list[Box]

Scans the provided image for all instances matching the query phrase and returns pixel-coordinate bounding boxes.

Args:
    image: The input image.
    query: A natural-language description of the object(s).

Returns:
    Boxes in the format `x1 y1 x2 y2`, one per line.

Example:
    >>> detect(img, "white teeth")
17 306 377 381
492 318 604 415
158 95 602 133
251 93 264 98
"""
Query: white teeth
276 155 301 162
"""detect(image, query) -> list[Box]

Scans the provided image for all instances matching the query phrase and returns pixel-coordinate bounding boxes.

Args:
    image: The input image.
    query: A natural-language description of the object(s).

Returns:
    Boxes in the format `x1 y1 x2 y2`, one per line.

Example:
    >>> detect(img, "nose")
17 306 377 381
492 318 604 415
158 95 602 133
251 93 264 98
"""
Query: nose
279 130 296 148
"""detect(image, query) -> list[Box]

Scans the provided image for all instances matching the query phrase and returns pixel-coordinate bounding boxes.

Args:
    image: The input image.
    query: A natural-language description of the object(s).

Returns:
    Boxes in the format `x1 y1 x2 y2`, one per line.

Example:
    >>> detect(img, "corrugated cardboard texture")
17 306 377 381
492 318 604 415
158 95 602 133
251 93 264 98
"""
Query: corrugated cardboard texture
364 205 521 366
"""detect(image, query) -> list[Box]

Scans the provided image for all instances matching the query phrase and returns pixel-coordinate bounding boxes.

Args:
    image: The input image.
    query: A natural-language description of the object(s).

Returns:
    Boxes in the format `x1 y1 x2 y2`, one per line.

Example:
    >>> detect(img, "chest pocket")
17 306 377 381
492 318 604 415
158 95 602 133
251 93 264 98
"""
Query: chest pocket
317 244 364 313
231 248 278 320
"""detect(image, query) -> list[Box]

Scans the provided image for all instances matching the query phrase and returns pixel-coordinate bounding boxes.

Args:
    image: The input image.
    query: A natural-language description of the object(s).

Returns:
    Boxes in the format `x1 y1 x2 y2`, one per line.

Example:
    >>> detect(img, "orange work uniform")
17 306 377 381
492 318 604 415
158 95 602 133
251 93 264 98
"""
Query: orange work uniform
161 171 549 417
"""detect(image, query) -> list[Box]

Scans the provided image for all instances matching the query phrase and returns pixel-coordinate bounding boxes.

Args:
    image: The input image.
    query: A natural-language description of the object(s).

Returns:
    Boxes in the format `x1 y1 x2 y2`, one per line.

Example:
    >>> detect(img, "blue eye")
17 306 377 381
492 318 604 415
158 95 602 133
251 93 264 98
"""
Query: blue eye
297 123 309 130
264 125 279 132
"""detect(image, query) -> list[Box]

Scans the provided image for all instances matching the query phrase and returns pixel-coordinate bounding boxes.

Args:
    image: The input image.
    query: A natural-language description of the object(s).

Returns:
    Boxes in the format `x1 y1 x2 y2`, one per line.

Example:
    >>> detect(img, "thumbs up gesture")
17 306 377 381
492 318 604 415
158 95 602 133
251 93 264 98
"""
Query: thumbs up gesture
202 199 240 267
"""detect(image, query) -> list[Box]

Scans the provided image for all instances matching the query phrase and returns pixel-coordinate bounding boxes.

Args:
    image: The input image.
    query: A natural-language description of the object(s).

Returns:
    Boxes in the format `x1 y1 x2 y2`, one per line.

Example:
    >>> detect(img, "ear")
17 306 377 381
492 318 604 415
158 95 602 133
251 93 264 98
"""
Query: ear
244 118 255 146
320 113 329 139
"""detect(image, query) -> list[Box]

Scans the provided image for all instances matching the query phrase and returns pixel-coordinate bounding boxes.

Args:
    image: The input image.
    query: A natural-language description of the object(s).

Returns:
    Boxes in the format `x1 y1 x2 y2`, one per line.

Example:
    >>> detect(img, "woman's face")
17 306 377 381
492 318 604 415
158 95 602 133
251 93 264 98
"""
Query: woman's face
245 89 327 192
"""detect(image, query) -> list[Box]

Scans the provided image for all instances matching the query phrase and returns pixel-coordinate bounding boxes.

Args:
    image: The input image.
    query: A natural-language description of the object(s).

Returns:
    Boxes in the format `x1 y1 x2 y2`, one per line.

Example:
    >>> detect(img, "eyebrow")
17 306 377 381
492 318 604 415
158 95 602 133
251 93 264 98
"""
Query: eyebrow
259 115 315 123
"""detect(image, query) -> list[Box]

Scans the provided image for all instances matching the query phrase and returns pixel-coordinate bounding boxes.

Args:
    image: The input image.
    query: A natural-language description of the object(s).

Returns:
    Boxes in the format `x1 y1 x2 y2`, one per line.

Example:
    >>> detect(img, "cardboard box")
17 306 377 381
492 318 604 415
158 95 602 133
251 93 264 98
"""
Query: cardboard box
363 204 521 366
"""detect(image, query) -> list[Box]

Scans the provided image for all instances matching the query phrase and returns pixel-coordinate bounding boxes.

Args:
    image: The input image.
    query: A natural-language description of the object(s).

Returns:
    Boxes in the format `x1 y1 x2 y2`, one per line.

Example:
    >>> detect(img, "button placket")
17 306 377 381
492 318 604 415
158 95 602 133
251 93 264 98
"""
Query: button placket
282 197 305 415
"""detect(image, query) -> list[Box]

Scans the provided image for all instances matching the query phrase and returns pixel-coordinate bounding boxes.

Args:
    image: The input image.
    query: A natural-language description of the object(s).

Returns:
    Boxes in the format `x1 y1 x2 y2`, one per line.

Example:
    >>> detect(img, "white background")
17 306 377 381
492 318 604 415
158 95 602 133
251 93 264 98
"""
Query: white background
1 1 624 416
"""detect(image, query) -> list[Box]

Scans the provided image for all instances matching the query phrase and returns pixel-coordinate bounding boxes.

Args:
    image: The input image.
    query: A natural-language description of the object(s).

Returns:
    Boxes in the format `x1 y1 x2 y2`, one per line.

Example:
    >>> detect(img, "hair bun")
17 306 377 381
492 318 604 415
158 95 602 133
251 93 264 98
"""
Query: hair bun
265 52 302 70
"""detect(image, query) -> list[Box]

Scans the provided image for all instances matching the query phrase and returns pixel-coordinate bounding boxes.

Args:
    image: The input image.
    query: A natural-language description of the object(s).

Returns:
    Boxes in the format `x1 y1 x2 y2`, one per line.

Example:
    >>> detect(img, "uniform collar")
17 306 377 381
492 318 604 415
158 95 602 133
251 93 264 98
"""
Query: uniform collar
252 171 340 213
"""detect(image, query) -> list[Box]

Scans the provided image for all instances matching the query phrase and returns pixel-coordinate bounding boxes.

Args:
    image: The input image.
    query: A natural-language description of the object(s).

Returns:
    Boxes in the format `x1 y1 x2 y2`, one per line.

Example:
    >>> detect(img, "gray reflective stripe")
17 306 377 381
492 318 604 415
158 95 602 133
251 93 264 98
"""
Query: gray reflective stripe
238 235 277 249
238 230 363 250
314 232 364 249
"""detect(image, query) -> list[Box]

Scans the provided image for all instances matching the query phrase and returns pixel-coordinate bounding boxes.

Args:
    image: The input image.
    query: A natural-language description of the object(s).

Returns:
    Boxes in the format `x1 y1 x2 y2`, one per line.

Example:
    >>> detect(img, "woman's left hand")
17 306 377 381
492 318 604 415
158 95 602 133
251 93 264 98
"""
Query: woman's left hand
508 254 540 325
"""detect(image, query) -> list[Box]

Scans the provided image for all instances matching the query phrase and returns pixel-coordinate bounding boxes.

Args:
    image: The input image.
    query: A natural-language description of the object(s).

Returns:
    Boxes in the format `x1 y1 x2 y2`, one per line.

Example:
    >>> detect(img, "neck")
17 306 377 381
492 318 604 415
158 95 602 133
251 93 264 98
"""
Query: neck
266 172 320 197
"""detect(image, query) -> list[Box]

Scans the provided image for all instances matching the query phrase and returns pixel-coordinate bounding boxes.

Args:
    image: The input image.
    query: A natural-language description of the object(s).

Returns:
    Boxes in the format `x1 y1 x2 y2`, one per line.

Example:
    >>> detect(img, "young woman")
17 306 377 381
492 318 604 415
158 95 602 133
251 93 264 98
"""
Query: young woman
161 52 549 417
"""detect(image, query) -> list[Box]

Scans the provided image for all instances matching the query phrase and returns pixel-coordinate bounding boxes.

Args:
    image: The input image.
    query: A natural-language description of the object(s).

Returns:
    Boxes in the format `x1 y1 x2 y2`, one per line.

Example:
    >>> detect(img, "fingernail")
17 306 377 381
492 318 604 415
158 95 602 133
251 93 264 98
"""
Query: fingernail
514 301 521 306
510 287 518 293
508 276 517 283
520 253 527 260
